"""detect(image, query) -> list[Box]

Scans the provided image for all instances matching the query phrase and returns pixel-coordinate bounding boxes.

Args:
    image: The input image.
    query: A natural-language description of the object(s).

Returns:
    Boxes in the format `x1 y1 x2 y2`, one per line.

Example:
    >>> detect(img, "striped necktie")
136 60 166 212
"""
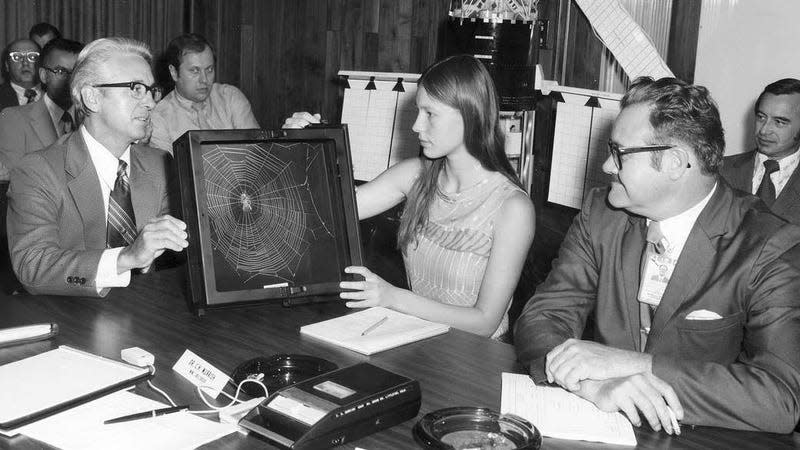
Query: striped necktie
106 160 137 248
639 221 667 351
24 89 36 104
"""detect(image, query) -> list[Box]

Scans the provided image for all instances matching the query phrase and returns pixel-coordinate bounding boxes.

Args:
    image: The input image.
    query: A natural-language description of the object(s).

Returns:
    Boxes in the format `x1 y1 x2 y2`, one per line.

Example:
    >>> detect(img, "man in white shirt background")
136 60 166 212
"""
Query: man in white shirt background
6 37 188 297
149 33 259 153
720 78 800 225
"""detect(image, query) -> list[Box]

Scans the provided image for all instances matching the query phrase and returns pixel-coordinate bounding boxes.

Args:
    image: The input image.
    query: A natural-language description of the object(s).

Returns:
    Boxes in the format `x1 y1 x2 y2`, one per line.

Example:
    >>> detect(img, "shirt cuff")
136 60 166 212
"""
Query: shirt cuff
95 247 131 293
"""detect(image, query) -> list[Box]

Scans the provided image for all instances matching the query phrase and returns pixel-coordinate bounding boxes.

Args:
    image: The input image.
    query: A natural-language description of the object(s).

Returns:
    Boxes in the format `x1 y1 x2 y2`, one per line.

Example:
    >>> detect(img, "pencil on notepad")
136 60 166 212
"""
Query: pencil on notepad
361 316 388 336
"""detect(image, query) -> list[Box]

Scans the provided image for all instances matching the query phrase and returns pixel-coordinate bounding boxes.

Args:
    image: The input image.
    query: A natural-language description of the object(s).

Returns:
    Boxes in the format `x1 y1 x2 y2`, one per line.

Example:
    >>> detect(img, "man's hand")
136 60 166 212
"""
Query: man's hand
282 112 321 129
117 215 188 273
574 373 684 435
546 339 652 390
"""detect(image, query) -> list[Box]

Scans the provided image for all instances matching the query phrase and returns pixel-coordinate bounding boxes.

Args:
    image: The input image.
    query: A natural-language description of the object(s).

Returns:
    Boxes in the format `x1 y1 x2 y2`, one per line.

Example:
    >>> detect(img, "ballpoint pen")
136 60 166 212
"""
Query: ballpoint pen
361 316 388 336
104 405 190 425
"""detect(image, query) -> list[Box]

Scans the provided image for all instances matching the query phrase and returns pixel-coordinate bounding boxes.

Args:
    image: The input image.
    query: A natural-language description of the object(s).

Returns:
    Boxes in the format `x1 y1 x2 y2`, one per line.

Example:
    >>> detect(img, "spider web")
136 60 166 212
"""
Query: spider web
202 142 334 284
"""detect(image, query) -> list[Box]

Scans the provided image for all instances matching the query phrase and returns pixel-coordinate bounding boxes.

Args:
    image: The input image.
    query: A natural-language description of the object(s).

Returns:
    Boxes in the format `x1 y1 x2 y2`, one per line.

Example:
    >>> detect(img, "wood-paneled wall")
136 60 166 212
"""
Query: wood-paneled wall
188 0 450 129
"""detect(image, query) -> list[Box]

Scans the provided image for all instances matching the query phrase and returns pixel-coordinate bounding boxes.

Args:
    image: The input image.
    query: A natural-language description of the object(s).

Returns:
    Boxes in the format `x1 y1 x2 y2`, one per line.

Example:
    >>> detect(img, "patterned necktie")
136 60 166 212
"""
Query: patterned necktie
106 160 137 248
756 159 780 207
24 88 36 104
639 221 667 351
59 110 74 135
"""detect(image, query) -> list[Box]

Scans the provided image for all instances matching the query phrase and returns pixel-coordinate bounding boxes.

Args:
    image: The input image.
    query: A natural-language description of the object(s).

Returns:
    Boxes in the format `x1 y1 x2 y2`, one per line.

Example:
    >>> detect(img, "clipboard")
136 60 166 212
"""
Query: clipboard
0 345 151 430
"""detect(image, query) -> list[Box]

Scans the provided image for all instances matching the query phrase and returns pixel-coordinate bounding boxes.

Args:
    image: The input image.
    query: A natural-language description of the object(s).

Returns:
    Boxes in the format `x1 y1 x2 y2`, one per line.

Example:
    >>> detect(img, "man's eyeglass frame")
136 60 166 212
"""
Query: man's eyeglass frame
607 142 690 170
42 66 72 77
8 51 40 63
92 82 163 102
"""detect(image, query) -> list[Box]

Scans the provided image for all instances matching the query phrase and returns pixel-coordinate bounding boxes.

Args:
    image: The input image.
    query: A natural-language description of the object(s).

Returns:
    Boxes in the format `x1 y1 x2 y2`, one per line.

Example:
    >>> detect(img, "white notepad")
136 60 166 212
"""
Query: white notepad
501 373 637 446
300 307 450 355
0 346 150 430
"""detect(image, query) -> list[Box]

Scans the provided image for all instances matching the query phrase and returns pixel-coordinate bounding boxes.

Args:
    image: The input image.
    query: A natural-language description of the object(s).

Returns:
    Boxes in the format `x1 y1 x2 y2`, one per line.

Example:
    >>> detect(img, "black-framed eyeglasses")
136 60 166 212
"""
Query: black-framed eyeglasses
92 81 163 102
607 142 674 170
8 51 39 63
43 66 72 77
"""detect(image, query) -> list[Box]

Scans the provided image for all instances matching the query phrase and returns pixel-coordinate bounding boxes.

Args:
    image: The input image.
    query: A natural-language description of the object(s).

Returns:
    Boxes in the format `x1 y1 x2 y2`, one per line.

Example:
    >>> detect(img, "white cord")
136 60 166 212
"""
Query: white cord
145 365 178 407
196 378 269 412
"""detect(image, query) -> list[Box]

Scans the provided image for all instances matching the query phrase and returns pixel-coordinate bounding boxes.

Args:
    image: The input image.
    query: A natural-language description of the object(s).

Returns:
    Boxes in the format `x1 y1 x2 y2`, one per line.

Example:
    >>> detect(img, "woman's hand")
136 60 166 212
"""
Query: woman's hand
339 266 402 309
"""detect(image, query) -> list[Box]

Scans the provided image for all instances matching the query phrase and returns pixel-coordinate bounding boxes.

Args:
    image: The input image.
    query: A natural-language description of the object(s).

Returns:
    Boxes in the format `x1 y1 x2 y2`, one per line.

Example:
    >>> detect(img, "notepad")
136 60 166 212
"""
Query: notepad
0 346 150 430
500 373 637 446
300 307 450 355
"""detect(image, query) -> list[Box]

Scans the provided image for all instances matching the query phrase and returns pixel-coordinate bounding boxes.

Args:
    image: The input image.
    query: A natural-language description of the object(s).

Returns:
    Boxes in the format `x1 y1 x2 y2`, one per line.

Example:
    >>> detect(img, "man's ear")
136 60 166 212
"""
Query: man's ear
169 64 178 83
38 67 48 85
667 147 691 180
80 85 101 113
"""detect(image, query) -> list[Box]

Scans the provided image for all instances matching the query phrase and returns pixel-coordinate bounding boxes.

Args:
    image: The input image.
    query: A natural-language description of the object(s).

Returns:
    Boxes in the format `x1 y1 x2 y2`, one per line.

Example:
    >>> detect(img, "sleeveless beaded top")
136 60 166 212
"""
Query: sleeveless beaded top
403 171 524 339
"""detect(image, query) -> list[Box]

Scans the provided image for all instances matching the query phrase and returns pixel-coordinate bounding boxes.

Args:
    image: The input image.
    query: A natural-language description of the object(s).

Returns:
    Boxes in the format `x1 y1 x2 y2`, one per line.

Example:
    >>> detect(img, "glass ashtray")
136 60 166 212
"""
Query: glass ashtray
413 407 542 450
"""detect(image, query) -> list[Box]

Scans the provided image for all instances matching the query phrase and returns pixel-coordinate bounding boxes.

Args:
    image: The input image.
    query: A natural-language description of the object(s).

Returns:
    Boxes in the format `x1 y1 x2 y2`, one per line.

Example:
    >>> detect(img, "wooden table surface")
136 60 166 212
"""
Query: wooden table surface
0 268 797 449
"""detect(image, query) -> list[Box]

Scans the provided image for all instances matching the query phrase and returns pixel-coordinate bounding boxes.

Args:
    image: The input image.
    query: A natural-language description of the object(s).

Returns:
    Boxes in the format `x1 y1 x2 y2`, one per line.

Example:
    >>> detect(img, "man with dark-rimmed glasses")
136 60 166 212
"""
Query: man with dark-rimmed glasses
0 39 42 111
515 77 800 434
0 38 84 175
6 37 188 297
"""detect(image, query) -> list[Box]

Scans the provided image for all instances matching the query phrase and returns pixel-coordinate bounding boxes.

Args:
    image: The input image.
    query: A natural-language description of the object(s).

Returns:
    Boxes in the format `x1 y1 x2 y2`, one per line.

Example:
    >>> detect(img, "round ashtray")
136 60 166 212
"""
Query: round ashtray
230 354 338 397
413 407 542 450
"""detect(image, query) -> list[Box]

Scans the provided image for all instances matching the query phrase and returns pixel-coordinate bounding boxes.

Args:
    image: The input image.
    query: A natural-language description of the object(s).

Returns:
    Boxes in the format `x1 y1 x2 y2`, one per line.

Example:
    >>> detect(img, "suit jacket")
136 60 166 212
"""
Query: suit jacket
0 98 58 171
0 82 19 111
514 180 800 433
720 150 800 225
6 131 172 297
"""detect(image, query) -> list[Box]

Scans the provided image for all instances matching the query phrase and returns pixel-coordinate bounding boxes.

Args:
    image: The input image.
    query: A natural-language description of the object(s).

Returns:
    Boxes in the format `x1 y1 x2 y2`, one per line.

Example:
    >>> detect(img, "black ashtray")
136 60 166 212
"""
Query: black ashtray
230 354 338 397
413 407 542 450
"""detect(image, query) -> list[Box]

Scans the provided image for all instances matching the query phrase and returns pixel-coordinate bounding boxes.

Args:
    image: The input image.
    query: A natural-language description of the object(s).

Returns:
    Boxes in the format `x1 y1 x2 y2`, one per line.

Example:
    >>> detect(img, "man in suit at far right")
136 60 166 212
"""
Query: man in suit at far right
720 78 800 224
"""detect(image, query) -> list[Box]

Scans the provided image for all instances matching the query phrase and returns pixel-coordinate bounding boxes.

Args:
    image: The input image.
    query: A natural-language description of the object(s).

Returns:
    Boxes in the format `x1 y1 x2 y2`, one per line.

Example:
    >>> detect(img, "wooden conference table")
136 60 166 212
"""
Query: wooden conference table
0 268 798 449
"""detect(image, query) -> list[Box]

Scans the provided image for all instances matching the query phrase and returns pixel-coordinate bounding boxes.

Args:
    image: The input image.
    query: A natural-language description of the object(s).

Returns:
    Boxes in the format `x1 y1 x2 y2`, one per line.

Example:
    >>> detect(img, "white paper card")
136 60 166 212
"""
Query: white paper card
172 349 230 398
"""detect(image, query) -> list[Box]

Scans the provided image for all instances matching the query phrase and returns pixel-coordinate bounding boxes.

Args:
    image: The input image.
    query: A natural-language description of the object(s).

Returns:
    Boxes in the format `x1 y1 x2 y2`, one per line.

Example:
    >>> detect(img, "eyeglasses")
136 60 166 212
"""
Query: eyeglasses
8 51 40 63
92 81 163 102
43 66 72 77
607 142 674 170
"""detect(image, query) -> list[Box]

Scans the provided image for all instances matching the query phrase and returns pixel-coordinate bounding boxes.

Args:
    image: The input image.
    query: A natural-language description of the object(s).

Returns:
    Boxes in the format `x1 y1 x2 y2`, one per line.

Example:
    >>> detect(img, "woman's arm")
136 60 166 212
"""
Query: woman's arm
340 190 536 336
355 157 422 219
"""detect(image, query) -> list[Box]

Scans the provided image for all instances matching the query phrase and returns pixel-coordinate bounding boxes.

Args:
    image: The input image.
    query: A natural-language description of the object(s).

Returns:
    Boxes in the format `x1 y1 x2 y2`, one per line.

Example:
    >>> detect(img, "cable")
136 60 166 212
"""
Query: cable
146 365 177 407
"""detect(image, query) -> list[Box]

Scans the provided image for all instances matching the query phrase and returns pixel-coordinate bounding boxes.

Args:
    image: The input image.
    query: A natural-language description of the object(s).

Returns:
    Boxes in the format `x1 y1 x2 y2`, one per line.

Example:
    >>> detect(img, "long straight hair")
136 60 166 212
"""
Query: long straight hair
397 55 522 252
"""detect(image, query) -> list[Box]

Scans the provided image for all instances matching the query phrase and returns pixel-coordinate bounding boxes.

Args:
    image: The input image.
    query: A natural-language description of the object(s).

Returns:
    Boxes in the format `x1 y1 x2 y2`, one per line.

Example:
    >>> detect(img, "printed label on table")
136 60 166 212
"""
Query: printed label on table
172 349 230 398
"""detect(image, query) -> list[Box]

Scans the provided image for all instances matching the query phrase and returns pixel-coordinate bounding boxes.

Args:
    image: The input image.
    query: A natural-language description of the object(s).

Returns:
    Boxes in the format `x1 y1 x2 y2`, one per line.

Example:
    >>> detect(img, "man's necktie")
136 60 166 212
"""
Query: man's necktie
107 160 137 248
191 102 211 129
756 159 780 207
59 110 74 135
24 89 36 104
639 221 666 351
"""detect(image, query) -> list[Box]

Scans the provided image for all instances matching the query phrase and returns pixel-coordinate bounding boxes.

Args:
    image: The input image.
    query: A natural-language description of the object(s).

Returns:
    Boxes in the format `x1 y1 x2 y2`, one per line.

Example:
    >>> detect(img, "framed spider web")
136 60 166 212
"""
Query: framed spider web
174 126 362 313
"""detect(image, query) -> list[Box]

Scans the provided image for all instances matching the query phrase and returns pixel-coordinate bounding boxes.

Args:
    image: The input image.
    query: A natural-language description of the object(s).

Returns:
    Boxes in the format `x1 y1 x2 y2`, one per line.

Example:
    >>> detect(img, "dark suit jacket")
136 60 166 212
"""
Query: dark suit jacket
0 82 19 111
720 150 800 225
0 98 58 171
6 130 172 297
514 180 800 433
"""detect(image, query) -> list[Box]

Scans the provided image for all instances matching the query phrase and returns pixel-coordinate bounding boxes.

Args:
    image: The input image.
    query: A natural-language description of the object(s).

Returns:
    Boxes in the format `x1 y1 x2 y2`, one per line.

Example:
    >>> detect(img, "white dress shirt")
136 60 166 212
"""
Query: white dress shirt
10 81 42 105
752 148 800 197
80 126 132 292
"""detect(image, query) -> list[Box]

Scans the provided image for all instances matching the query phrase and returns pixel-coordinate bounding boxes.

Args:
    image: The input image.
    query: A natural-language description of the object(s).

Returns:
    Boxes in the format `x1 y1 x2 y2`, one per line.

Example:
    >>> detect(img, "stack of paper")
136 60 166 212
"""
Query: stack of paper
300 307 450 355
501 373 637 446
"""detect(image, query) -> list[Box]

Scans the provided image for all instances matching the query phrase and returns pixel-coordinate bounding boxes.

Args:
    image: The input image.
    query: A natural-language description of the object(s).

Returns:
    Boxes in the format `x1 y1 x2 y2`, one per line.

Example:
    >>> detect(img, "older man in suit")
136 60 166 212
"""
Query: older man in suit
720 78 800 225
0 38 83 175
0 39 42 110
514 77 800 434
6 37 188 297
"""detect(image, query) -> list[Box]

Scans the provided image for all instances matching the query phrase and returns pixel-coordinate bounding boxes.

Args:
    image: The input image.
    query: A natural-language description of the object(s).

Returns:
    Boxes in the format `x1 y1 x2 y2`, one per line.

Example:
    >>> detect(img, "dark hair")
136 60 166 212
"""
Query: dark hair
29 22 61 41
755 78 800 112
165 33 215 71
397 55 522 251
621 77 725 175
41 38 83 64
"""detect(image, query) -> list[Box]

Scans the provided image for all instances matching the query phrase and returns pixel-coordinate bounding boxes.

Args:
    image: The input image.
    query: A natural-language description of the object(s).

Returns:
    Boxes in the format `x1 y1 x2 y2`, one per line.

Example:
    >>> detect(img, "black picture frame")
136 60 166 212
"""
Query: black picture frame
173 126 363 314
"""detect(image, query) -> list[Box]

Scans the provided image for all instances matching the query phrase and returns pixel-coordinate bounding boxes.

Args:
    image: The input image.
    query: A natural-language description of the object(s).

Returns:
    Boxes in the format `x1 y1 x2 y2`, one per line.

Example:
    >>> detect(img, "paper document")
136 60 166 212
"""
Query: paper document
14 390 237 450
574 0 673 80
300 307 450 355
501 373 636 446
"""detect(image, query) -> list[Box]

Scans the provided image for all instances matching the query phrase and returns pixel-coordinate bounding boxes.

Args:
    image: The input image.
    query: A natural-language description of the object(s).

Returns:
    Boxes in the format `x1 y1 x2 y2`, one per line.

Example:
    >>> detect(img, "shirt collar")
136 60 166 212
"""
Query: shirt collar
756 146 800 172
10 81 42 102
651 183 717 250
80 125 131 189
173 87 207 111
43 94 66 125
